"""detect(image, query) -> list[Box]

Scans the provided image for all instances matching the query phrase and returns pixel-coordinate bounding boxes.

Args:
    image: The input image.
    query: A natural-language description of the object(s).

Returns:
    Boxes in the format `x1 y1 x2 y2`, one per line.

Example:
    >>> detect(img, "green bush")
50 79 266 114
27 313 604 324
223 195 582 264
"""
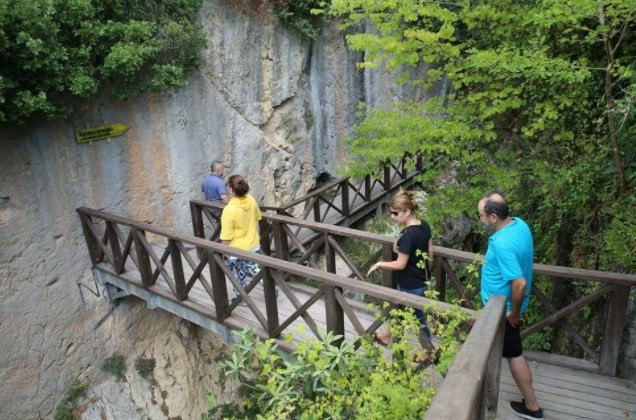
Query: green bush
53 379 88 420
205 304 471 419
0 0 206 123
53 403 74 420
134 357 156 379
101 353 126 381
272 0 326 39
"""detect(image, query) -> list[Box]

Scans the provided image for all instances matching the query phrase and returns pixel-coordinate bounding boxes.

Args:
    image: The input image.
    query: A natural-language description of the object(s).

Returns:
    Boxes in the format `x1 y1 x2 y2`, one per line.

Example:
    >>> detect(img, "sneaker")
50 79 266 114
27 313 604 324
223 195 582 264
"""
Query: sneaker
509 401 543 419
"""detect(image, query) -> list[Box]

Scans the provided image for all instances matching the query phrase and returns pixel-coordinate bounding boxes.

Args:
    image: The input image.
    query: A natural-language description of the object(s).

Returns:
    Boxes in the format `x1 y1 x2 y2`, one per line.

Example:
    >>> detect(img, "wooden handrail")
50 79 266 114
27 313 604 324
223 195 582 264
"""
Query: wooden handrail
191 200 636 287
77 207 474 318
425 295 506 420
190 197 635 377
259 154 421 213
268 176 350 210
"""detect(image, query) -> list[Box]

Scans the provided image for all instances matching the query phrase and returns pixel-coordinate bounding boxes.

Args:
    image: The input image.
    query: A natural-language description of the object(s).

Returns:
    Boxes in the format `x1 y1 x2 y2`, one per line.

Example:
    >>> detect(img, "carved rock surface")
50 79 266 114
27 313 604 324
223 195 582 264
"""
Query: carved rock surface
77 312 235 420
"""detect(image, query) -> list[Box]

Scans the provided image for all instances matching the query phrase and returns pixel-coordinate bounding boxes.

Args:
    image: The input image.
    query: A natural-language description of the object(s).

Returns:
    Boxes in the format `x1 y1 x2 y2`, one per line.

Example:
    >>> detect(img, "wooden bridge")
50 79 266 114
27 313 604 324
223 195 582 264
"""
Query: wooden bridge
77 156 636 419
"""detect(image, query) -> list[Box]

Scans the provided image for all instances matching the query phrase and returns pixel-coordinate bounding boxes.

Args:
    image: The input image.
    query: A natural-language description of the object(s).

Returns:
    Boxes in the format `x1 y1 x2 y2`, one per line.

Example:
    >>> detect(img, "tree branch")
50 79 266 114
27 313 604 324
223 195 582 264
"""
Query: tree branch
611 17 635 56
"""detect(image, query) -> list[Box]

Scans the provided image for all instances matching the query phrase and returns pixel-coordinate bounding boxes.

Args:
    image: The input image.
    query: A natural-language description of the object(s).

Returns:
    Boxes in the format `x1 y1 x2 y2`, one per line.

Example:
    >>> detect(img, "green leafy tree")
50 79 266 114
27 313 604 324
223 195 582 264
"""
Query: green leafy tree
326 0 636 272
273 0 326 39
231 0 327 39
0 0 206 123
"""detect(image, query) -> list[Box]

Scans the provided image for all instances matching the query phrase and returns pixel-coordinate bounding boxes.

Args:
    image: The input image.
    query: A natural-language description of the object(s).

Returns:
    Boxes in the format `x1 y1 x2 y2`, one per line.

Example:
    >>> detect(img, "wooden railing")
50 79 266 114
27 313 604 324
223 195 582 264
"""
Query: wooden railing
78 206 474 351
79 205 508 418
426 295 507 420
434 249 636 376
193 200 433 349
191 199 636 377
260 154 423 225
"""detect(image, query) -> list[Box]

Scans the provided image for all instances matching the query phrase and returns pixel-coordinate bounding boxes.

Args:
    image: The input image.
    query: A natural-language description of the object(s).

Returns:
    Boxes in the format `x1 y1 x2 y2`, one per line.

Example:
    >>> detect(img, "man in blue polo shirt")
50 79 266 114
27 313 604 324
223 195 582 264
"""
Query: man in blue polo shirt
478 192 543 419
201 161 228 215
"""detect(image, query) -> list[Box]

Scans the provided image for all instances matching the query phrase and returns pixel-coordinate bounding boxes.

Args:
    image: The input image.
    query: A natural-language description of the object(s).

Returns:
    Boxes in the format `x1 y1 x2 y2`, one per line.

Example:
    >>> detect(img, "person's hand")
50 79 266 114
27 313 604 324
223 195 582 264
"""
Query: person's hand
506 312 520 328
367 262 383 277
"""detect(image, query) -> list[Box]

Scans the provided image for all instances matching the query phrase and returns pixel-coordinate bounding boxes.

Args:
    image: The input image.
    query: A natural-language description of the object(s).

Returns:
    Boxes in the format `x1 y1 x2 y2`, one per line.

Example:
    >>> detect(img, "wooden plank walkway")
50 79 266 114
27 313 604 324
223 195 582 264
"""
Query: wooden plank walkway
496 361 636 419
123 243 382 345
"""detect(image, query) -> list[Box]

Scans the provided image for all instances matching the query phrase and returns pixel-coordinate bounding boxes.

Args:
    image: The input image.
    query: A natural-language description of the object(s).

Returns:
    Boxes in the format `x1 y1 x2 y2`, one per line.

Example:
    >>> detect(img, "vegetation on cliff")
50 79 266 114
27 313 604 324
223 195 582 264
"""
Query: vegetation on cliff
0 0 206 123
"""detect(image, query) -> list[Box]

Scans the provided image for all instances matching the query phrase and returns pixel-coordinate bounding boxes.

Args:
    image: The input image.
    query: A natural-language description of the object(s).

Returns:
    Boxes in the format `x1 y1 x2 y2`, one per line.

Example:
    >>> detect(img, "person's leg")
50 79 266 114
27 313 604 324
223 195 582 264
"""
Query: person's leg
372 326 391 346
399 285 431 338
503 321 542 417
244 248 262 278
508 355 540 411
226 257 248 288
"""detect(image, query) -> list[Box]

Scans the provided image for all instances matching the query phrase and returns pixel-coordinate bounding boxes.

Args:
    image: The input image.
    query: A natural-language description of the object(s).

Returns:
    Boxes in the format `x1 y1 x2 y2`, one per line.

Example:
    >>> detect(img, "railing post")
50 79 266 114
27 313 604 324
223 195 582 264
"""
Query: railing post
485 307 505 414
169 239 187 301
313 196 321 222
132 228 154 288
79 213 104 265
259 220 279 336
191 202 205 260
416 154 423 172
435 256 447 302
599 284 630 375
381 244 396 290
272 221 289 261
324 234 344 345
341 179 350 218
384 162 391 191
208 250 229 321
364 175 372 201
105 222 124 274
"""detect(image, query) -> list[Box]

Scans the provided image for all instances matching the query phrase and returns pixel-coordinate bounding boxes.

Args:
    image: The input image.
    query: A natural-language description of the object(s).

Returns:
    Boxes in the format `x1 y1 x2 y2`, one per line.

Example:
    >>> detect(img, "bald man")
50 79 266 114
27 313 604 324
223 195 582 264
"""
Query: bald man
478 192 543 419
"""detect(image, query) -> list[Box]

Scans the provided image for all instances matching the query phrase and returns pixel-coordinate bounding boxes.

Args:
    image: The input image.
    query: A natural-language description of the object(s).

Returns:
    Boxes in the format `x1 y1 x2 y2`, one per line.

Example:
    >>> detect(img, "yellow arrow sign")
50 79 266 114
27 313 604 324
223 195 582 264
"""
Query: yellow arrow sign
75 123 129 144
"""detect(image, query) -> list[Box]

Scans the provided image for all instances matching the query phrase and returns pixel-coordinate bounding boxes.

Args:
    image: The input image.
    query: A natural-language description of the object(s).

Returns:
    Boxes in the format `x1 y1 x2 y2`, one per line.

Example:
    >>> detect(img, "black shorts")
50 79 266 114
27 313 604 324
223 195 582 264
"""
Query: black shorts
502 321 523 358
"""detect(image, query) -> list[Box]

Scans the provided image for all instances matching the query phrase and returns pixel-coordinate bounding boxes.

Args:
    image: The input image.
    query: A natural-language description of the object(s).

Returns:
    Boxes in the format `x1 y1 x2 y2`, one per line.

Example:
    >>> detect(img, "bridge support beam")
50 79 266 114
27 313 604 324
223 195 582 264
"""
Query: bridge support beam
104 283 130 302
93 268 237 344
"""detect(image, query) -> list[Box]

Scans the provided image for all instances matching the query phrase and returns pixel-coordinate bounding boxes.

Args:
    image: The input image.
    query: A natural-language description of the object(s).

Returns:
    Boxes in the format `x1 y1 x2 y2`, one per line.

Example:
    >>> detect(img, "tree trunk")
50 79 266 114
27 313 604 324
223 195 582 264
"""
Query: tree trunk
600 5 629 195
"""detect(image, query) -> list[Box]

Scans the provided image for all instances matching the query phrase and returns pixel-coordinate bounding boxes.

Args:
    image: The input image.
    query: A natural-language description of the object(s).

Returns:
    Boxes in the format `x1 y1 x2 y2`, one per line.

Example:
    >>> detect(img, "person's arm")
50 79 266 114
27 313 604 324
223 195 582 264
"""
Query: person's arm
428 239 434 262
218 182 229 204
507 277 526 327
367 252 410 276
219 209 233 244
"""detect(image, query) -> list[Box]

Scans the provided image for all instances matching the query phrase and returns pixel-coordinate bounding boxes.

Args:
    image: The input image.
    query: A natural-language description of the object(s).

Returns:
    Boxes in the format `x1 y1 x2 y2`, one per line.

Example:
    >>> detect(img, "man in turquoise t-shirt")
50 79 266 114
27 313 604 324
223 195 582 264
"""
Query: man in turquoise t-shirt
478 192 543 419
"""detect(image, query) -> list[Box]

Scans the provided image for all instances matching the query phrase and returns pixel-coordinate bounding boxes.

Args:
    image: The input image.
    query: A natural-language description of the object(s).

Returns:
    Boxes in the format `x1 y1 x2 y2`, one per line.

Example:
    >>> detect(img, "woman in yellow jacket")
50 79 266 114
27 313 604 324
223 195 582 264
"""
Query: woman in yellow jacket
220 175 262 288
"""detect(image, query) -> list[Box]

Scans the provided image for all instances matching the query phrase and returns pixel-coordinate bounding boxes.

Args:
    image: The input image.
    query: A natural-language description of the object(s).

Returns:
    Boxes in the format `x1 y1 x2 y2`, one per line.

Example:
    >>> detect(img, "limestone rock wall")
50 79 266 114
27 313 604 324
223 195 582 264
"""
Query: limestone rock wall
0 1 424 418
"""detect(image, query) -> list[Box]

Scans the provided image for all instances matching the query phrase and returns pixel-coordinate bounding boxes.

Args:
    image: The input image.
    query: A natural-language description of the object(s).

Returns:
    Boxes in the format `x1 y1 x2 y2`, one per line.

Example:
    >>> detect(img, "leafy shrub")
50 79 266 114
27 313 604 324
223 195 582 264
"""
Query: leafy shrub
205 303 471 419
101 353 126 381
134 357 156 379
272 0 326 39
0 0 206 123
53 379 88 420
603 201 636 272
230 0 327 39
53 403 74 420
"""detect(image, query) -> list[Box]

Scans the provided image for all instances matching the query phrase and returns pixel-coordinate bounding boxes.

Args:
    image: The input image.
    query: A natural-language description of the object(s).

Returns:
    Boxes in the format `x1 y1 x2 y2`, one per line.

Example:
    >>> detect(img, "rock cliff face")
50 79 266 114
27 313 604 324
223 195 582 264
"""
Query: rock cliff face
0 1 433 418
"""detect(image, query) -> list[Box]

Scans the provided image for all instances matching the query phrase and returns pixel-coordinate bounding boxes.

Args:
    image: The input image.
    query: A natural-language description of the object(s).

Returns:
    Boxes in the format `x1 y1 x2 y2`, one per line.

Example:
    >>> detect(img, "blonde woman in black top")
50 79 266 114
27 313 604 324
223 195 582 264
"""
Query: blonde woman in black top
367 190 434 344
